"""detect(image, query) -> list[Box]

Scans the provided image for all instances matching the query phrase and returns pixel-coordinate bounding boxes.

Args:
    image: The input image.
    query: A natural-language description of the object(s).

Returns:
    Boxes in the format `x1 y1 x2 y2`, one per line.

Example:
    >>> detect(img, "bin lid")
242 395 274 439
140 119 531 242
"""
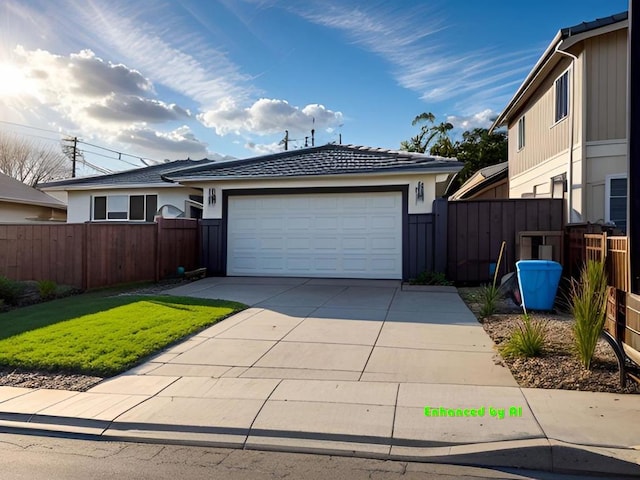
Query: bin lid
516 260 562 270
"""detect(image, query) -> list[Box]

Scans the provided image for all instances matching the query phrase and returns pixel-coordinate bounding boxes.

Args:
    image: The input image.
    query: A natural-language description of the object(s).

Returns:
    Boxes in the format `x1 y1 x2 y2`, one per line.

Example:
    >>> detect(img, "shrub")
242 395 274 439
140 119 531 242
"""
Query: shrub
0 276 24 305
479 283 501 318
570 260 608 370
410 271 453 286
501 314 548 357
38 280 58 299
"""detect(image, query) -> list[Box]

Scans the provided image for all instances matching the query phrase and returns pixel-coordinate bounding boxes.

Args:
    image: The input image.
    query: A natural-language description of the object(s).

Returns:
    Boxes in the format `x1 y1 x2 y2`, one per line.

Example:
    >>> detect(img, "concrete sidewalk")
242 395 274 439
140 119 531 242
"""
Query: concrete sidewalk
0 278 638 477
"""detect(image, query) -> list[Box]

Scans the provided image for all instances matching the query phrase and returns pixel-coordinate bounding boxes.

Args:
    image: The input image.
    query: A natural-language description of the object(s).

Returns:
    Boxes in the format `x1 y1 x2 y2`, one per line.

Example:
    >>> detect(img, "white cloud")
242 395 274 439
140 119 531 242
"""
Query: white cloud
115 126 211 158
8 47 194 129
73 2 253 107
244 141 283 155
85 96 190 124
446 109 497 131
199 98 343 136
295 2 539 106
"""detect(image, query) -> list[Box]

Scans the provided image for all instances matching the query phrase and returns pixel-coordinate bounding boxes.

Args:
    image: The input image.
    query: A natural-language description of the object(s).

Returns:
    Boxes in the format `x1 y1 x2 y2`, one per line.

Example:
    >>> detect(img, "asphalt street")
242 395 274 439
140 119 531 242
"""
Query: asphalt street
0 433 626 480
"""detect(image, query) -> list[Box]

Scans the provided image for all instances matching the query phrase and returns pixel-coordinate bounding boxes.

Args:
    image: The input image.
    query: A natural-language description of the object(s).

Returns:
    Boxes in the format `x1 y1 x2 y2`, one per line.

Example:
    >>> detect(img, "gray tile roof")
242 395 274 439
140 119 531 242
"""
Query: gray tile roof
0 173 66 209
39 159 215 189
165 144 462 181
561 11 627 38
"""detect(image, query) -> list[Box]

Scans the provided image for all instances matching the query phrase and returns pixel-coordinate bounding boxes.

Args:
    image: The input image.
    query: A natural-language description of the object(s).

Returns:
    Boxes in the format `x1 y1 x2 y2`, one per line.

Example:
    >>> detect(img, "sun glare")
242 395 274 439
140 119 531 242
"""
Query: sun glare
0 63 29 97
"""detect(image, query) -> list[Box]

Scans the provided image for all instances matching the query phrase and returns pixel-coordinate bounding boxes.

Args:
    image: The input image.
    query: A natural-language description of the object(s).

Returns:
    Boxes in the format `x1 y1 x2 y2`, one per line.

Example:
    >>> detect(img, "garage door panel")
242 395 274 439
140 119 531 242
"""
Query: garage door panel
227 192 402 279
342 237 368 250
341 216 367 230
371 215 398 229
287 216 312 230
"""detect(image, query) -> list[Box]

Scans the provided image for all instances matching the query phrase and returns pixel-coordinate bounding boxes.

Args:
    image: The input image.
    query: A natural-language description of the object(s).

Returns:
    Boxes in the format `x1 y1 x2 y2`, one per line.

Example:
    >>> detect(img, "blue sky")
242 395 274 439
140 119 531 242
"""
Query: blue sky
0 0 629 175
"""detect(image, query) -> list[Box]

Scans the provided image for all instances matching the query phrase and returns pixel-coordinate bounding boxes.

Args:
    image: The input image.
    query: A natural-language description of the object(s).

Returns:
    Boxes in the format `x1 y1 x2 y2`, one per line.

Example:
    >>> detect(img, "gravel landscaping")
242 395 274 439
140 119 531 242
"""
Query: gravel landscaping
458 287 640 395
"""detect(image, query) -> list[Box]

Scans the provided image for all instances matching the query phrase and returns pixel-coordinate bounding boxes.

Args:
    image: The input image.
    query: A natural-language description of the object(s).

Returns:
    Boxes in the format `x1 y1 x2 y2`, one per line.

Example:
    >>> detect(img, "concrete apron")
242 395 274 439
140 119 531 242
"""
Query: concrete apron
0 277 638 477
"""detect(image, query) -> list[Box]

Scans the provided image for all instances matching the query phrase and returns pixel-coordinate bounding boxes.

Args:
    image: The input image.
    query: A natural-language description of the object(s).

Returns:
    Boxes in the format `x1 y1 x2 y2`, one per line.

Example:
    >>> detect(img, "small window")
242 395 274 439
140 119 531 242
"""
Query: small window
129 196 145 220
145 195 158 222
91 194 158 221
555 71 569 122
107 195 128 220
94 196 107 220
606 175 627 231
517 116 525 150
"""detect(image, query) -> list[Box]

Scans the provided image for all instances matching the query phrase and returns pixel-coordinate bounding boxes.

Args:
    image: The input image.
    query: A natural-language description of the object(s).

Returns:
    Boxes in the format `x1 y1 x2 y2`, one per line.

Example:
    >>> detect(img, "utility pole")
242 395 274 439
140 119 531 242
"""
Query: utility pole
62 136 80 178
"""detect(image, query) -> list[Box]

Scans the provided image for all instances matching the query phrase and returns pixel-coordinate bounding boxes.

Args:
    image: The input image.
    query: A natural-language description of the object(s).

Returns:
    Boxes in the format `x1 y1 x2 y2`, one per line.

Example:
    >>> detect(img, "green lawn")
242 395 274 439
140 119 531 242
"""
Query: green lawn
0 294 245 376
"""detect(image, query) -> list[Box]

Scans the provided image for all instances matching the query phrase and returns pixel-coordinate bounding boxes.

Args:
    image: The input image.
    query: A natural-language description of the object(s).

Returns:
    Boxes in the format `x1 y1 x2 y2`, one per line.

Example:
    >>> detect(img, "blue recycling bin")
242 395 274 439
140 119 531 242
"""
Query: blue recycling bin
516 260 563 310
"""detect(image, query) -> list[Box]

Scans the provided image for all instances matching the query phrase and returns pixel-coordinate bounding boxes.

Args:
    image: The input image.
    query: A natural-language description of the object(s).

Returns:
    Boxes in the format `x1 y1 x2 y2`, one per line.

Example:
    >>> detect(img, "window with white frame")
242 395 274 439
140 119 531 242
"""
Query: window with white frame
517 116 525 150
92 194 158 222
555 71 569 122
605 174 627 232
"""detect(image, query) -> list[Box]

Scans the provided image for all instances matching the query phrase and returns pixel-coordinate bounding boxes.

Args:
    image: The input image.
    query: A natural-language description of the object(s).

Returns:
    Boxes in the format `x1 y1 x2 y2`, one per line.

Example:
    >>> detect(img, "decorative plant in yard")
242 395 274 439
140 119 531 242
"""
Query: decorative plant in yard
0 276 24 306
569 260 608 370
501 313 548 358
409 271 453 286
479 283 501 318
37 280 57 299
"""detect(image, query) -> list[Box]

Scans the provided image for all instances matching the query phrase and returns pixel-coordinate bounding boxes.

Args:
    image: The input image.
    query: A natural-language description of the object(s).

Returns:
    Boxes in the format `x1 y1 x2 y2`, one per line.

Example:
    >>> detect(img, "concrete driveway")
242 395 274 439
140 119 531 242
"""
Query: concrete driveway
4 277 639 474
132 277 516 386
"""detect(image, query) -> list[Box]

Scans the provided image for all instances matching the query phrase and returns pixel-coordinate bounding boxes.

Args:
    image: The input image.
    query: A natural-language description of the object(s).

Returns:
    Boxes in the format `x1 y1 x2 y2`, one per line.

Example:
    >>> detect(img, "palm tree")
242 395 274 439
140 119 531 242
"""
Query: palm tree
400 112 454 156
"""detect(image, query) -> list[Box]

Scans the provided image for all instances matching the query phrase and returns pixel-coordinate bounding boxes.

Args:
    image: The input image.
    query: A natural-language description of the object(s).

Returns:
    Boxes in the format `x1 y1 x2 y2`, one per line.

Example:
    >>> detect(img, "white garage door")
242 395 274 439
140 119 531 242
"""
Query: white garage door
227 192 403 279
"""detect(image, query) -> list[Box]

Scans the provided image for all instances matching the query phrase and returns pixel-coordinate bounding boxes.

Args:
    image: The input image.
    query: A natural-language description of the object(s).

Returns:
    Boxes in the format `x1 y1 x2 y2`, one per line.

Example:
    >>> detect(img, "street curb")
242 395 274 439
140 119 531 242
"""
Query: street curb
1 416 638 477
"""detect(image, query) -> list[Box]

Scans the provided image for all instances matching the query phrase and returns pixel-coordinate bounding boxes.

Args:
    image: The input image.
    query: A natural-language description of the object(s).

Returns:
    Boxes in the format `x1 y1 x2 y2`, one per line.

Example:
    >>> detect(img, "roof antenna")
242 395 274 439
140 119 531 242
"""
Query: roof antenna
280 130 289 151
311 117 315 147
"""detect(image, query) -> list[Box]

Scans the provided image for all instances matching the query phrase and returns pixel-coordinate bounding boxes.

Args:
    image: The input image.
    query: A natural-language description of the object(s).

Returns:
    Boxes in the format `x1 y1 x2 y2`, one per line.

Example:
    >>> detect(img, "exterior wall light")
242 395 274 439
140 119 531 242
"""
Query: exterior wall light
416 181 424 202
208 188 216 205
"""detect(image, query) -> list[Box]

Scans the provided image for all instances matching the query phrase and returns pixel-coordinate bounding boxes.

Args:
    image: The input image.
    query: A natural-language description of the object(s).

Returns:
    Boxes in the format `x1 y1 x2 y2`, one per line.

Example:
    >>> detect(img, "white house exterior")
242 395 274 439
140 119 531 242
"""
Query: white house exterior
39 160 213 223
166 144 462 280
492 11 628 230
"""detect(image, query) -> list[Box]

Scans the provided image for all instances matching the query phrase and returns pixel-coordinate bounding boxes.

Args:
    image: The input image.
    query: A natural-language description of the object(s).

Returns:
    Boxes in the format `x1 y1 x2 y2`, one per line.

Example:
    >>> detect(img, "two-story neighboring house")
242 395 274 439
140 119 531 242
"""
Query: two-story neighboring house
492 11 628 230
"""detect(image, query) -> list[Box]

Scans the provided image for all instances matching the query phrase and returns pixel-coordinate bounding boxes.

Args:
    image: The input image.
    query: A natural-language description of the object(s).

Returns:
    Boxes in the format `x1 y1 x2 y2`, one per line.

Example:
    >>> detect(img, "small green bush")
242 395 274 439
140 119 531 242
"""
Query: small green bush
501 314 548 357
479 283 501 318
0 276 24 305
38 280 58 299
410 271 453 286
570 260 608 370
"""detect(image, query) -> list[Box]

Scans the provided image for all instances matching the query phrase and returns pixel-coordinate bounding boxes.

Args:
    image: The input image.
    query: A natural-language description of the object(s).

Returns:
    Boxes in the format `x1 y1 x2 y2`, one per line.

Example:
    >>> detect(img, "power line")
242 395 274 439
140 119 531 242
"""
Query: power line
0 120 163 167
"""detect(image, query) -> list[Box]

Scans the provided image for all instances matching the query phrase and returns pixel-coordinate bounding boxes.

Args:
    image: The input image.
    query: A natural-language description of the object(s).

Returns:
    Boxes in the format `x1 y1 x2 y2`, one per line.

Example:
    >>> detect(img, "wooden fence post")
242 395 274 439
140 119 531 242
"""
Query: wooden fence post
433 198 448 274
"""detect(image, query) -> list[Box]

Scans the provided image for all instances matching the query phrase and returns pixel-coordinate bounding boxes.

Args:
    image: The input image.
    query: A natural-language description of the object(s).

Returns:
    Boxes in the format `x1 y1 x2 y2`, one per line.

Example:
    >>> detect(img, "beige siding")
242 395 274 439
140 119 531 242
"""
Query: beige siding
585 28 628 141
0 202 66 222
509 57 575 177
468 179 508 200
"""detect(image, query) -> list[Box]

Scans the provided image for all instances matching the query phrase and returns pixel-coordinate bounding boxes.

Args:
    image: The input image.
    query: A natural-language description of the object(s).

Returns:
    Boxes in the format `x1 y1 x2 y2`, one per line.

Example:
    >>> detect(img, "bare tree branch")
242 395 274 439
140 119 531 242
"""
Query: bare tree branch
0 132 71 187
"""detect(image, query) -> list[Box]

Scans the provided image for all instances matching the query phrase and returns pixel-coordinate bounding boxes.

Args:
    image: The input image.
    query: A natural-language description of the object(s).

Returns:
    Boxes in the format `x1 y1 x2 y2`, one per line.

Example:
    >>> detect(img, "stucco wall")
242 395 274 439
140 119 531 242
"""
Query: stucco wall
66 187 200 222
0 201 66 222
194 173 451 220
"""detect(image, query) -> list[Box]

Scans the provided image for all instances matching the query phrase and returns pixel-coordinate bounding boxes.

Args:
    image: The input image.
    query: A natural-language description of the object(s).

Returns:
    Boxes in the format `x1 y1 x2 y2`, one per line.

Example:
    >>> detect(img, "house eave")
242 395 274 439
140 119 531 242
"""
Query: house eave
168 165 464 184
0 197 67 210
492 15 629 132
490 30 563 132
40 182 190 192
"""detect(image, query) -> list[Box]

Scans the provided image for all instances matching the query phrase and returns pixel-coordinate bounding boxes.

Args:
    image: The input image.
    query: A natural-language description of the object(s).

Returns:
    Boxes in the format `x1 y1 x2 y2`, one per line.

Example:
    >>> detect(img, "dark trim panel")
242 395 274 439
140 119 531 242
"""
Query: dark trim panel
217 186 410 279
200 219 224 275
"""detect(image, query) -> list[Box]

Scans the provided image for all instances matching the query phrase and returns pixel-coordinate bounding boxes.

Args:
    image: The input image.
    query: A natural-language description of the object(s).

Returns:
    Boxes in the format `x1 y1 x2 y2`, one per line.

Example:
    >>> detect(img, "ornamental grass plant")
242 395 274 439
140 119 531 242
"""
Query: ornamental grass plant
569 260 608 370
501 313 548 358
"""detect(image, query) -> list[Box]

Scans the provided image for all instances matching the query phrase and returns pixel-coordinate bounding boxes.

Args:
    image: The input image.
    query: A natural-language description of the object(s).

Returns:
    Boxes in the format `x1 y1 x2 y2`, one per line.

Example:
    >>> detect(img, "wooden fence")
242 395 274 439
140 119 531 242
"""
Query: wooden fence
580 233 629 292
0 218 200 289
447 199 564 283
